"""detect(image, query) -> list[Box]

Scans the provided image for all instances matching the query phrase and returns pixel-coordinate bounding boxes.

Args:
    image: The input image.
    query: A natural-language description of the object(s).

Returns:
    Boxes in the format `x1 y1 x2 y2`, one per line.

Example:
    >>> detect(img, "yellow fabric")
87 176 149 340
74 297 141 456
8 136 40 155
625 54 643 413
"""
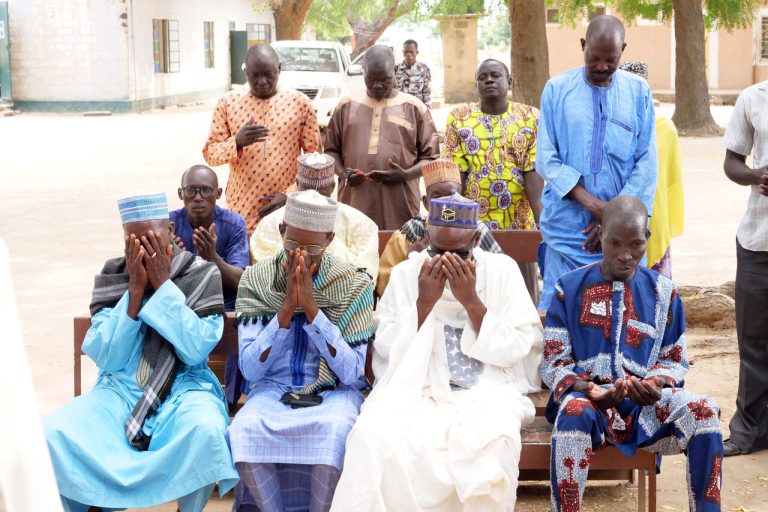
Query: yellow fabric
376 230 409 298
442 102 539 230
647 117 685 268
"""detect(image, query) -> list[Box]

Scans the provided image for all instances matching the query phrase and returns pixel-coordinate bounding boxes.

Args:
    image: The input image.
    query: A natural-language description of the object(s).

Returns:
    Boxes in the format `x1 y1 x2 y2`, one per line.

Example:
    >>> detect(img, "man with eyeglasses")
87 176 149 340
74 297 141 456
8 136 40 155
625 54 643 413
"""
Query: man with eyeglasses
229 190 374 512
170 165 250 412
331 193 543 511
250 153 379 282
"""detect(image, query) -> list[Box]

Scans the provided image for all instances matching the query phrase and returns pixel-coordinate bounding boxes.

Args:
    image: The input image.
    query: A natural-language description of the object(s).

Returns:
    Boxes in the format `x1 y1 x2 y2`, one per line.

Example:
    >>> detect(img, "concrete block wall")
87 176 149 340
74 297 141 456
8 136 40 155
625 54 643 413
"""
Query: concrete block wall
8 0 130 101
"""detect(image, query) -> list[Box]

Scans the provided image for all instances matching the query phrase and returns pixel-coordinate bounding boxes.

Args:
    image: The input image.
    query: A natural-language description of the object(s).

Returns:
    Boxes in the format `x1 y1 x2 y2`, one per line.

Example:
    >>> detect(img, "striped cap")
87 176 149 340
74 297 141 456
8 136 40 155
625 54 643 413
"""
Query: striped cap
297 152 335 190
117 193 169 225
423 159 461 188
428 193 479 230
283 190 338 233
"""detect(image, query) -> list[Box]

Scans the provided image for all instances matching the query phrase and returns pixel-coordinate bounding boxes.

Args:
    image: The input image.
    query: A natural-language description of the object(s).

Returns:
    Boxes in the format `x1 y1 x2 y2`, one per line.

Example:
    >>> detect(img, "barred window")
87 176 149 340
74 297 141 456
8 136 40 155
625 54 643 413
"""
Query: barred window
153 19 180 73
761 17 768 60
204 21 214 69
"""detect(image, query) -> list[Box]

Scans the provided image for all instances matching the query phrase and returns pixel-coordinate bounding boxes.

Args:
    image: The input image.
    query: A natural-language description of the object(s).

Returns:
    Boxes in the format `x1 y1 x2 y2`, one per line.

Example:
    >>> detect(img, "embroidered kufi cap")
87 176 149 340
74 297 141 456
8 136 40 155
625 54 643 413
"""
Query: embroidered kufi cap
117 193 169 225
422 159 461 188
297 152 335 190
619 61 648 80
283 190 338 233
428 193 479 230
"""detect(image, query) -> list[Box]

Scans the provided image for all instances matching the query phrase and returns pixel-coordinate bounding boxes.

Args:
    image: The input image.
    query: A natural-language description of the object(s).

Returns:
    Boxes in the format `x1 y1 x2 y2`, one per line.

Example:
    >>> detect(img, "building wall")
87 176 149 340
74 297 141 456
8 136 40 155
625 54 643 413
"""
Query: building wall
8 0 130 101
127 0 273 104
544 13 763 92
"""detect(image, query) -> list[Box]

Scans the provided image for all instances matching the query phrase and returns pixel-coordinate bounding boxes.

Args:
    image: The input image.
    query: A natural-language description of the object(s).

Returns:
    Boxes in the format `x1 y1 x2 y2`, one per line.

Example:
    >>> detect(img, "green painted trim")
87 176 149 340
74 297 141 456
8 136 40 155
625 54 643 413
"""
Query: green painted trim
13 87 228 113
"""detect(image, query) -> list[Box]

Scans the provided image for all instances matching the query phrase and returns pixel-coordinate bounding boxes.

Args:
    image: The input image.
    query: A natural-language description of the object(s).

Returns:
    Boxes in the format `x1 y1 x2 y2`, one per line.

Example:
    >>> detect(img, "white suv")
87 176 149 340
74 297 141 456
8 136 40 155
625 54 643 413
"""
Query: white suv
270 40 365 129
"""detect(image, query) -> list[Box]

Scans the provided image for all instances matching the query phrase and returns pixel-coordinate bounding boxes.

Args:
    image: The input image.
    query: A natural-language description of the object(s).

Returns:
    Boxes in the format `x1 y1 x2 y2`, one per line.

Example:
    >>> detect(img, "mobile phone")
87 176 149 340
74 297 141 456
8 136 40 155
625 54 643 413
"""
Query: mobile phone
280 392 323 409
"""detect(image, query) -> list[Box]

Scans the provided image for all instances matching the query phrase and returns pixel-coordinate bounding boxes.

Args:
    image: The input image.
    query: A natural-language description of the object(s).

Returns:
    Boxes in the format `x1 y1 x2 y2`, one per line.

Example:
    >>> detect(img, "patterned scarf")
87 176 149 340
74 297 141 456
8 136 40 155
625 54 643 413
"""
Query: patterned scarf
236 251 374 394
89 247 224 450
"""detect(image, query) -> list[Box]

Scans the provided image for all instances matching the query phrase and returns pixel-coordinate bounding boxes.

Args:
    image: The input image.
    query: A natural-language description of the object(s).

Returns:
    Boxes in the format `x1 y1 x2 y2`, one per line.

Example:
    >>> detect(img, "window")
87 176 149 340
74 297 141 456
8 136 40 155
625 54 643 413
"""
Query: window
546 8 559 24
762 16 768 61
204 21 214 69
246 23 271 47
588 6 606 21
153 19 180 73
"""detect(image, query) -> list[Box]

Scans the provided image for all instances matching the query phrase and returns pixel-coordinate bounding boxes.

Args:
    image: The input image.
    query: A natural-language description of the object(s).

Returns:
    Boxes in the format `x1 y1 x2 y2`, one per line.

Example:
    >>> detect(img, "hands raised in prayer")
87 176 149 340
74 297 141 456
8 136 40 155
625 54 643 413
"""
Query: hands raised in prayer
140 230 173 290
235 121 270 149
193 223 218 262
367 159 409 184
125 234 148 292
625 376 663 406
578 380 627 410
417 256 447 311
169 222 186 251
258 192 287 217
440 252 478 307
279 249 320 328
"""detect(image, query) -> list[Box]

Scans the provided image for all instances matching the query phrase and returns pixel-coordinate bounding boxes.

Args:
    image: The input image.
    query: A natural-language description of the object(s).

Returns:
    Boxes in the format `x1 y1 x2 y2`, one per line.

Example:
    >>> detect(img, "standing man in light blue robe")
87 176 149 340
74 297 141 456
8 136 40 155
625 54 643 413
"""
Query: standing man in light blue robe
44 193 239 512
229 190 374 512
537 15 657 310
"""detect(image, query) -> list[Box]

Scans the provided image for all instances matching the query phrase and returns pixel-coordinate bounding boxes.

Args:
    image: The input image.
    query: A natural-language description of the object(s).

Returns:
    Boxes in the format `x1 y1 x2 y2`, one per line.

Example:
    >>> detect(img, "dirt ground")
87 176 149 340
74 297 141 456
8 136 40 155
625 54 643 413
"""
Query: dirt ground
1 101 766 511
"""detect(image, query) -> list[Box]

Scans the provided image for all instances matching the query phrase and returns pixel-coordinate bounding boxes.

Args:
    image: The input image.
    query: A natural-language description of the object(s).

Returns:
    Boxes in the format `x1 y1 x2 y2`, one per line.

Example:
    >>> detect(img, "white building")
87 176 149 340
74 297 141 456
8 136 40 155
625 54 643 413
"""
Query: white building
5 0 274 112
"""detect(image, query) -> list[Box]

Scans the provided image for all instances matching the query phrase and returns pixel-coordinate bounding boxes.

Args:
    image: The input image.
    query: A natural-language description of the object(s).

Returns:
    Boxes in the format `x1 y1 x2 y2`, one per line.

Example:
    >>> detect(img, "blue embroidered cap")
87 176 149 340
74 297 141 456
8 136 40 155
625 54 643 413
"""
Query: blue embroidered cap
117 193 169 225
428 193 479 229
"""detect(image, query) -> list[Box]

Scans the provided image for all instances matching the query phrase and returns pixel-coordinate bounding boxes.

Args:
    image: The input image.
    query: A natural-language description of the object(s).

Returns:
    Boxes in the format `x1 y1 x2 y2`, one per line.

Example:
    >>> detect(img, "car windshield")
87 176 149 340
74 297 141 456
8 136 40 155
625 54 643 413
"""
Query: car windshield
274 47 341 72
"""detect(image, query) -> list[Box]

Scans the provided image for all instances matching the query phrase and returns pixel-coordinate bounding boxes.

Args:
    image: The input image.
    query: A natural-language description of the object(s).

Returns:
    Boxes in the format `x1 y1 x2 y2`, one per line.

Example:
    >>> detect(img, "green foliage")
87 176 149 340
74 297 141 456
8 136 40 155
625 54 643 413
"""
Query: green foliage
307 0 499 41
553 0 761 30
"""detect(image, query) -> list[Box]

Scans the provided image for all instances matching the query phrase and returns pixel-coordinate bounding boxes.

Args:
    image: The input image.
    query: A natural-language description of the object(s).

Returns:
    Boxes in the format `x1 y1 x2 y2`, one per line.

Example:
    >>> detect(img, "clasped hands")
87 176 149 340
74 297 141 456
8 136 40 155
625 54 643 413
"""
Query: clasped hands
125 231 173 293
577 375 665 410
278 249 319 327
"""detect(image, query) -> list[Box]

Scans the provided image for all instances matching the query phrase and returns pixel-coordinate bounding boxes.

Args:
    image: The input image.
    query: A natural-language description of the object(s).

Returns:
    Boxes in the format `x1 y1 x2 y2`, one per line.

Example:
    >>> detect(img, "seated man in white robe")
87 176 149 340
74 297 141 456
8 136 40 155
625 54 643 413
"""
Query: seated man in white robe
331 193 544 512
43 193 238 512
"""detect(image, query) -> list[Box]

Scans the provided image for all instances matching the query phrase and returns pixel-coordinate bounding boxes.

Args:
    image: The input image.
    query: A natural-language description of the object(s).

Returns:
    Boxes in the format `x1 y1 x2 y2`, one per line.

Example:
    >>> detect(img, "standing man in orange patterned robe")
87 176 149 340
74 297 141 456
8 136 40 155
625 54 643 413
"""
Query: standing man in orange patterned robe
203 44 320 234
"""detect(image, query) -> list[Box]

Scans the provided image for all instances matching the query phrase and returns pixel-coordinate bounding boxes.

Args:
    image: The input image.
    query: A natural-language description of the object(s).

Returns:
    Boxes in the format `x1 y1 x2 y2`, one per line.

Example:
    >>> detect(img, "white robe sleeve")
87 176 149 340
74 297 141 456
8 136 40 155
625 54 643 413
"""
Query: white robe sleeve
460 254 544 368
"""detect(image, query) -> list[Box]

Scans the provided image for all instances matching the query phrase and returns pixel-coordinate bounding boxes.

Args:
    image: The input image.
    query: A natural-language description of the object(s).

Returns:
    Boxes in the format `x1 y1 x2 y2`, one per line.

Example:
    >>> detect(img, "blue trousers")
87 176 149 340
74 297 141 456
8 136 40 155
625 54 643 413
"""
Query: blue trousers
60 483 215 512
549 388 722 512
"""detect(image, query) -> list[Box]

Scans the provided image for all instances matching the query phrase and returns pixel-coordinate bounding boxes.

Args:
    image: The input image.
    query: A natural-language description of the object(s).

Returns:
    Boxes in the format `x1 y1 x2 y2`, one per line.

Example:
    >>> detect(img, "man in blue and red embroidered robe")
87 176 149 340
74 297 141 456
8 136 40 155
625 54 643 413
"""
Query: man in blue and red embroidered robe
541 196 722 512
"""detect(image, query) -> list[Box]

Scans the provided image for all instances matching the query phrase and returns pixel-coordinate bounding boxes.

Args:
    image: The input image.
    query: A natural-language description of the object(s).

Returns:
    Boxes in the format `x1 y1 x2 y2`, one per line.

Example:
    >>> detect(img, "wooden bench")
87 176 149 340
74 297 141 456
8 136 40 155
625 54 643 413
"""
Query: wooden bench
72 229 656 511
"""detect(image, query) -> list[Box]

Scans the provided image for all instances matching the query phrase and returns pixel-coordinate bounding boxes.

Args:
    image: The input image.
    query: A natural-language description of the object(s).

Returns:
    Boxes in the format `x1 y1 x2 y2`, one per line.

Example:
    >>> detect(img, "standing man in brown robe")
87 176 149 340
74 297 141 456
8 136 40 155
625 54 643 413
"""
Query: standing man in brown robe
325 45 439 230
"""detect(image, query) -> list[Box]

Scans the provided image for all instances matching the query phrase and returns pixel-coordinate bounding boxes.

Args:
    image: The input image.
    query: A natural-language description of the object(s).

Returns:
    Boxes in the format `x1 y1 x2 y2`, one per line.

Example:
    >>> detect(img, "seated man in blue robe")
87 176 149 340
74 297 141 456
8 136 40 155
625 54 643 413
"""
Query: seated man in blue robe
537 15 657 310
169 164 250 411
44 193 239 512
229 190 374 512
541 196 723 512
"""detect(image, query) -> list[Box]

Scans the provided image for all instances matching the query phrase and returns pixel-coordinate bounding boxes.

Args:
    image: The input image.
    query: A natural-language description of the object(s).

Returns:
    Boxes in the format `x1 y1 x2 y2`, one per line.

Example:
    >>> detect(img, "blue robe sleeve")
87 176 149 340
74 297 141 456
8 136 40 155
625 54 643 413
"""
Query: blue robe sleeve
536 81 584 200
541 281 588 402
303 310 367 386
223 216 250 269
82 291 143 372
618 87 658 214
137 280 224 366
645 287 689 387
238 316 293 383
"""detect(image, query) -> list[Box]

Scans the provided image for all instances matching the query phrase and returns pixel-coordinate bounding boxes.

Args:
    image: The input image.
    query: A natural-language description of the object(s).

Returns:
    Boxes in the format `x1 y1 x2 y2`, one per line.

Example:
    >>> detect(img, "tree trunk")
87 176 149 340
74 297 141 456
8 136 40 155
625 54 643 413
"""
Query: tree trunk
671 0 723 136
509 0 549 108
348 0 416 60
273 0 315 41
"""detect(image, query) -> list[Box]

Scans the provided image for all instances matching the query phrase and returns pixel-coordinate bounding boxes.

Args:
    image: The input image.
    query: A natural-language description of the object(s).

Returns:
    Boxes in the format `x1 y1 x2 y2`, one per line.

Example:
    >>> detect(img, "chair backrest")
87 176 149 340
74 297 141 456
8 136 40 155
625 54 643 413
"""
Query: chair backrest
378 229 542 263
73 312 239 396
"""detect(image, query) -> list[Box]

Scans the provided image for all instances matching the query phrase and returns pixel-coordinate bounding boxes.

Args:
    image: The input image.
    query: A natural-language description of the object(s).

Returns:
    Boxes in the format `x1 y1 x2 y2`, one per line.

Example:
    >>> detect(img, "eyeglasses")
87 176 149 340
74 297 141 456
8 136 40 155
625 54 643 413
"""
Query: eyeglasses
179 186 215 199
283 239 326 257
427 247 472 260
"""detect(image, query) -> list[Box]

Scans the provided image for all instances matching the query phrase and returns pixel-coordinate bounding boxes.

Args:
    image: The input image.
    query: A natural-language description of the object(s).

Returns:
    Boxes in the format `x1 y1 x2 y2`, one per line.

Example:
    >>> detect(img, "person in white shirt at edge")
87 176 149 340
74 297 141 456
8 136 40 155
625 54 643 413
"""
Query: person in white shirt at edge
250 152 379 282
330 193 544 512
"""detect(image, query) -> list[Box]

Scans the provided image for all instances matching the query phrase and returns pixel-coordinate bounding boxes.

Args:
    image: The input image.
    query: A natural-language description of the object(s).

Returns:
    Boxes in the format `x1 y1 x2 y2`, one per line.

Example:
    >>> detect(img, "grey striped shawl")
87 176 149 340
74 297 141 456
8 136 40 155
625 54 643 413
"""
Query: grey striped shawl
89 247 224 450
